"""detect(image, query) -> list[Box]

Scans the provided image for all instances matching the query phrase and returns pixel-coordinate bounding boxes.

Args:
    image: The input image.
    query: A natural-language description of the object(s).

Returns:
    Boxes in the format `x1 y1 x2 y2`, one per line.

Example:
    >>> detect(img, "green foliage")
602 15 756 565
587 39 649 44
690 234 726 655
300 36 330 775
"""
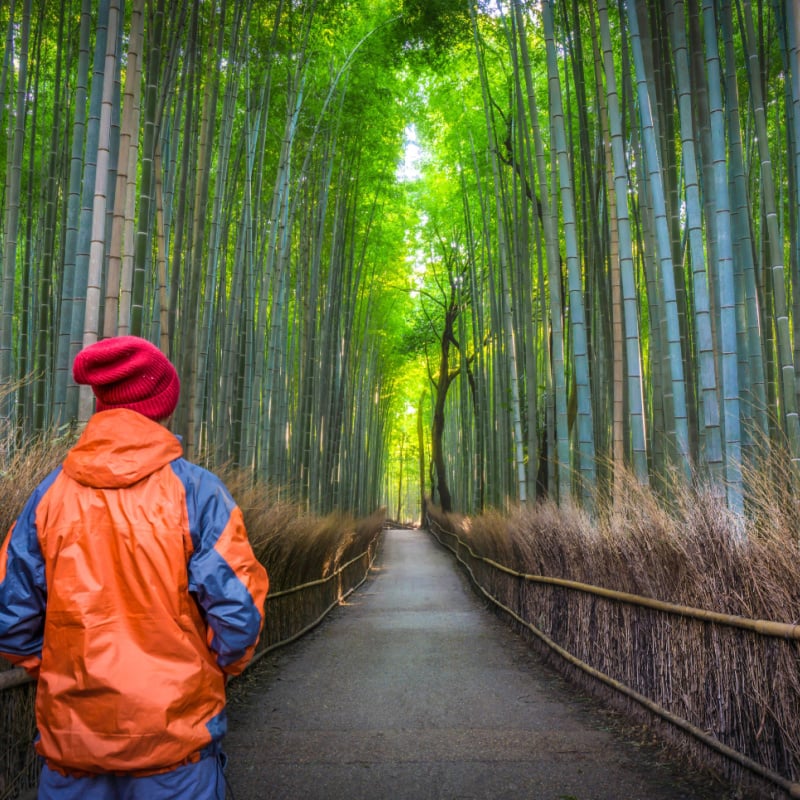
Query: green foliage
397 0 473 67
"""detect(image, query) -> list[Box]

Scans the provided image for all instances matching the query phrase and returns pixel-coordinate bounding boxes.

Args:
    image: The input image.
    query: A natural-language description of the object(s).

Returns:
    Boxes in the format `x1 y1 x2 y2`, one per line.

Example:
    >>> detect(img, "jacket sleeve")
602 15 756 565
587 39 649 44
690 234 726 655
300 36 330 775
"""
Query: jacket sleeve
0 469 58 677
177 463 269 676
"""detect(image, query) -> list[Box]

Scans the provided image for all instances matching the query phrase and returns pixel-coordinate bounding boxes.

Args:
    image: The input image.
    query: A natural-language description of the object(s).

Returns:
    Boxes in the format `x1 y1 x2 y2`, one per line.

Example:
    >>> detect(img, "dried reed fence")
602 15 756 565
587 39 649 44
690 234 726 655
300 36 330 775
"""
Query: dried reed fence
248 507 384 664
0 437 384 800
0 676 36 800
426 493 800 800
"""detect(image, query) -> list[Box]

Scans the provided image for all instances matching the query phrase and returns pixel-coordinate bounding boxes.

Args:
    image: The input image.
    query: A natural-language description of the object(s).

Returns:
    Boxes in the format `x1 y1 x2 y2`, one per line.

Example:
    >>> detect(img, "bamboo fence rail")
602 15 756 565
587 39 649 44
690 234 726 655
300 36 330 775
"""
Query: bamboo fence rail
250 536 381 664
0 532 381 800
427 516 800 800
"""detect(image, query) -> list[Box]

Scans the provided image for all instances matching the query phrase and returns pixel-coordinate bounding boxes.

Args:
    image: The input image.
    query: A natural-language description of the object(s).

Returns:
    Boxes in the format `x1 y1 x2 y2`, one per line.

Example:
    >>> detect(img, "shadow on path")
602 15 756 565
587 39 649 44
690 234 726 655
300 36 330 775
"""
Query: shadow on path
225 529 729 800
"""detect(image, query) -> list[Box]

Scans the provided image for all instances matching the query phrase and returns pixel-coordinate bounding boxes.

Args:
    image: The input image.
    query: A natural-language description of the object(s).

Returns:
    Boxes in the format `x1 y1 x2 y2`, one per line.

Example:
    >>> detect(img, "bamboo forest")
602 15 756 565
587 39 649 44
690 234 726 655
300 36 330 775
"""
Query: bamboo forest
1 0 800 524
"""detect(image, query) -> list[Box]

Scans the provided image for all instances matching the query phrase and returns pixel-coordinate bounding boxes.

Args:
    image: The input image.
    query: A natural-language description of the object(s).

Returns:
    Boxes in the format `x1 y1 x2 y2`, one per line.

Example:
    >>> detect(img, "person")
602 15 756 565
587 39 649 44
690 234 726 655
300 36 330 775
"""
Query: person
0 335 269 799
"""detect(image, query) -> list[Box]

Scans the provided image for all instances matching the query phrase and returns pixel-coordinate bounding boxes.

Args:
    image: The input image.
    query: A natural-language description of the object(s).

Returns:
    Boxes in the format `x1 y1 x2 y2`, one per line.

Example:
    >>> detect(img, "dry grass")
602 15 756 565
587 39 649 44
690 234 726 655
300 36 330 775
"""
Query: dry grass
0 433 76 549
220 465 384 592
426 464 800 796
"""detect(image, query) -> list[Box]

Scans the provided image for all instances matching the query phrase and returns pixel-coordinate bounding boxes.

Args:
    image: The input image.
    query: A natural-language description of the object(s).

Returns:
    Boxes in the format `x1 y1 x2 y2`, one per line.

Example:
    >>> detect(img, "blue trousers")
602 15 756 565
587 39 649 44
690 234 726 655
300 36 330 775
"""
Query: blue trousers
37 754 227 800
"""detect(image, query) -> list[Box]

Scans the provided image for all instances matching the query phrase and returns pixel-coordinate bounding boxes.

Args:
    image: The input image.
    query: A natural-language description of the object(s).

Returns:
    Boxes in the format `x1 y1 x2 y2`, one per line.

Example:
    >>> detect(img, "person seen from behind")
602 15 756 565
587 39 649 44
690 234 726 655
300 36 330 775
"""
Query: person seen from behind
0 335 269 799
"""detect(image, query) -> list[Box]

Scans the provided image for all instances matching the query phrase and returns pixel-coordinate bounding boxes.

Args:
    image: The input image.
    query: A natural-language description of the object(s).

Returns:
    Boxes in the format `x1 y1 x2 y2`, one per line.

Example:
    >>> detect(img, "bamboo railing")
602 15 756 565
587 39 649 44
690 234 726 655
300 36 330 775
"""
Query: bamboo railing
427 515 800 800
0 532 381 800
251 535 381 664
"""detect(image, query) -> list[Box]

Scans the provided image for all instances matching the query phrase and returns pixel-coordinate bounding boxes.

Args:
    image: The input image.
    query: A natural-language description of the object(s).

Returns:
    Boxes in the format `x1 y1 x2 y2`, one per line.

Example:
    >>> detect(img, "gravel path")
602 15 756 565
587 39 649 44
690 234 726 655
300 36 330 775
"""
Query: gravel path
224 529 729 800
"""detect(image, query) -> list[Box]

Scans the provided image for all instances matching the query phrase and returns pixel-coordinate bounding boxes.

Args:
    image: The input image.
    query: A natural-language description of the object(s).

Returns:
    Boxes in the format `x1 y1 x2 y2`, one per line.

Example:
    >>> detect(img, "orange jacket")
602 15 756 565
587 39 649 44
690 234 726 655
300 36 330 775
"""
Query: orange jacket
0 409 268 775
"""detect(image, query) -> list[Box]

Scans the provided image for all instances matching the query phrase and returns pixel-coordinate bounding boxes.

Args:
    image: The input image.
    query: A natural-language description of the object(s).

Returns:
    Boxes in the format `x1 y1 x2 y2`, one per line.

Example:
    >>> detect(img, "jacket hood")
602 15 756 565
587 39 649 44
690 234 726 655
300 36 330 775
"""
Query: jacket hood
62 408 184 489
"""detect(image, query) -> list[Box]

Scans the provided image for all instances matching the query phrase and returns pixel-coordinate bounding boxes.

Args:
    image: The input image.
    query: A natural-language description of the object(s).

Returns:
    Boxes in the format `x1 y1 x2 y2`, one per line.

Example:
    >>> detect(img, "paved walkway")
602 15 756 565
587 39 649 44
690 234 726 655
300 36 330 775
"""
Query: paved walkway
225 529 727 800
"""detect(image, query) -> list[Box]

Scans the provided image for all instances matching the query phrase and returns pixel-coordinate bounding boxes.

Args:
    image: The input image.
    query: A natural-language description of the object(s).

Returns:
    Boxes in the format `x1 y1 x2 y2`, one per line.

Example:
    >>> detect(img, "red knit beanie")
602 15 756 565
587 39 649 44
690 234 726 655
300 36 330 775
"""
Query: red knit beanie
72 336 180 421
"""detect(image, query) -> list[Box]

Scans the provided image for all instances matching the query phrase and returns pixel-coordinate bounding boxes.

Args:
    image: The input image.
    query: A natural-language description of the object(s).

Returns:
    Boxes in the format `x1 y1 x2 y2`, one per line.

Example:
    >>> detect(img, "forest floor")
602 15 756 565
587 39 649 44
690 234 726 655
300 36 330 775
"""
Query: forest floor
224 529 740 800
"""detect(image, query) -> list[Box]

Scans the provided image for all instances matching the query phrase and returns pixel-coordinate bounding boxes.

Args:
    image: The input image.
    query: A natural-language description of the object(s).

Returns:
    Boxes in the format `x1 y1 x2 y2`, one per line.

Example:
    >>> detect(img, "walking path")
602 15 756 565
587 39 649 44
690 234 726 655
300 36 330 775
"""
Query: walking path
225 529 727 800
